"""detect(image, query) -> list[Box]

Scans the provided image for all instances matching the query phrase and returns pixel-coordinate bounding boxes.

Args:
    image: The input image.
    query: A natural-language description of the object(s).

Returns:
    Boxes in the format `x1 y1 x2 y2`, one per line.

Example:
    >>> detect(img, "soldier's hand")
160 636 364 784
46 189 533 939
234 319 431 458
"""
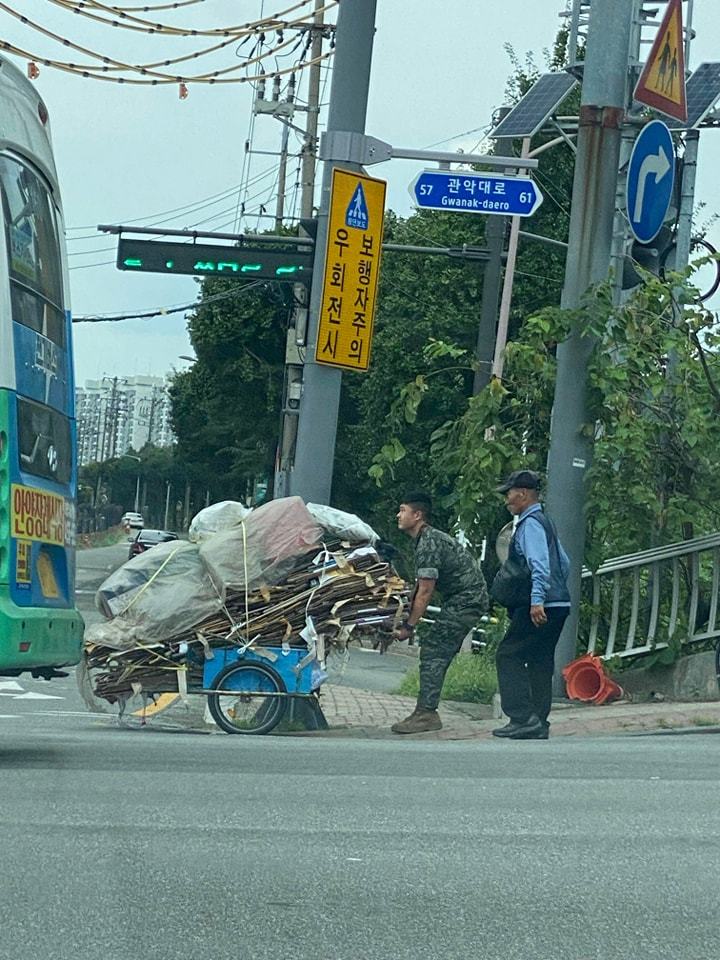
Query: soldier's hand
530 604 547 627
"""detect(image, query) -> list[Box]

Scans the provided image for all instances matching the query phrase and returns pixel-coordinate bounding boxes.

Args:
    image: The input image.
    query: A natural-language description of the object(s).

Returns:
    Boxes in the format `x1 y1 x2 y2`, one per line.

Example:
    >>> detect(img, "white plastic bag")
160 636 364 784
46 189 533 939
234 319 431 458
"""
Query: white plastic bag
306 503 378 544
188 500 252 542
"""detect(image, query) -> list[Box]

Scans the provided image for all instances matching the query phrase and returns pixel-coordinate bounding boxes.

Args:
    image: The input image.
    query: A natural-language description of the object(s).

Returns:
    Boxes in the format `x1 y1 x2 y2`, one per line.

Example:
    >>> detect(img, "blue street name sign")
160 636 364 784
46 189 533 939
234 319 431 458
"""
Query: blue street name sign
626 120 675 244
409 169 543 217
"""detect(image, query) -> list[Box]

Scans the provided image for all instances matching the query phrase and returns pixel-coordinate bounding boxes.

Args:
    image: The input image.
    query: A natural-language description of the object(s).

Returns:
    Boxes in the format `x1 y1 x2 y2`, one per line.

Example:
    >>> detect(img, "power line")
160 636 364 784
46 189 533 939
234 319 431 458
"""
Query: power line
45 0 327 37
72 280 266 322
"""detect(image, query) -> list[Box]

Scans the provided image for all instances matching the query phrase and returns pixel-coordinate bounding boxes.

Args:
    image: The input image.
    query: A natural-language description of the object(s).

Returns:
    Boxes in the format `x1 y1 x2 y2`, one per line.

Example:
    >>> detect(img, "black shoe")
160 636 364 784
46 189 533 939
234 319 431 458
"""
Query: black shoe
526 721 550 740
492 719 526 738
508 715 545 740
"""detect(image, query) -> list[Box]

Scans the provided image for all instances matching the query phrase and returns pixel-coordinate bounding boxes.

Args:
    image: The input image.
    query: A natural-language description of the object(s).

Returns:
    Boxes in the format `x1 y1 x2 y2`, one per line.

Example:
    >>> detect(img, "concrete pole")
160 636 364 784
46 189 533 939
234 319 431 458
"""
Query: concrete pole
300 0 324 221
545 0 635 690
291 0 377 505
273 2 324 499
274 120 290 231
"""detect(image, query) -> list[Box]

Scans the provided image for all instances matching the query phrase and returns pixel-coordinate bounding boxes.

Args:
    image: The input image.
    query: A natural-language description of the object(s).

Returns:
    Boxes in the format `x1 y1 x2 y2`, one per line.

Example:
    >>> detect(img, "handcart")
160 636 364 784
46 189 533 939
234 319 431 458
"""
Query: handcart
78 640 327 736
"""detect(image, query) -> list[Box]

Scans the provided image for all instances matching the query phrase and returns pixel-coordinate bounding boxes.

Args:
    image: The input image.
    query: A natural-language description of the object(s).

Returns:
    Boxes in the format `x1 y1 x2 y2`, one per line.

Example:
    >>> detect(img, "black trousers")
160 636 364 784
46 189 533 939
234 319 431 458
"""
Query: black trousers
495 606 569 724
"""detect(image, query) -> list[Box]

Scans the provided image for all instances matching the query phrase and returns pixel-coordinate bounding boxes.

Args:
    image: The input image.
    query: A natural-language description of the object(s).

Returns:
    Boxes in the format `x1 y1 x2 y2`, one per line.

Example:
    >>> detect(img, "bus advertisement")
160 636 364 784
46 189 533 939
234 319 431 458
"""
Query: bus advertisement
0 55 84 678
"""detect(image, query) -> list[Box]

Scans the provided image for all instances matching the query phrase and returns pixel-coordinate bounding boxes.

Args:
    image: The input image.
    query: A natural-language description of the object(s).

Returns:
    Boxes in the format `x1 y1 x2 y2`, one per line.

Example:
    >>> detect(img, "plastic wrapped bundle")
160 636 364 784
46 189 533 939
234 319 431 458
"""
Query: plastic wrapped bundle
200 496 323 596
95 540 222 642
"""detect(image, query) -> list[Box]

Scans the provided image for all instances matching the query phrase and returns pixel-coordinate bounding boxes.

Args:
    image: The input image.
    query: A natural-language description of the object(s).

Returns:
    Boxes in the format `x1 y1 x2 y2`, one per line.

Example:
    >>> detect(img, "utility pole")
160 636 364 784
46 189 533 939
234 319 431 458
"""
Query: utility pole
300 0 324 222
273 73 296 231
545 0 636 687
273 0 324 498
291 0 377 505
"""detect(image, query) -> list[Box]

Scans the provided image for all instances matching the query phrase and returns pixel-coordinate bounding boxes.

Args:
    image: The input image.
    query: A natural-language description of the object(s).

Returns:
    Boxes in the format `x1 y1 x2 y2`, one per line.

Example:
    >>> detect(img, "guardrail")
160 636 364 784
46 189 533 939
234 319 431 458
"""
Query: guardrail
584 533 720 660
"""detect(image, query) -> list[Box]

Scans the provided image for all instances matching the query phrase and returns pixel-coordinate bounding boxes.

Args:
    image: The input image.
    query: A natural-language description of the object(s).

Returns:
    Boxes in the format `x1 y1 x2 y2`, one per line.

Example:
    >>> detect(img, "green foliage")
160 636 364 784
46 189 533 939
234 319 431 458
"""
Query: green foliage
169 275 289 501
396 651 498 704
369 263 720 566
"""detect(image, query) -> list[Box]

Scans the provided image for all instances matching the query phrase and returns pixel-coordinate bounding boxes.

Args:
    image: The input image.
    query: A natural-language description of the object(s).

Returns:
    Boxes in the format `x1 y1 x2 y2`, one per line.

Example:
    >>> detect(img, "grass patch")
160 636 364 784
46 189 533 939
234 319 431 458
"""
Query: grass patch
395 652 498 705
690 715 718 727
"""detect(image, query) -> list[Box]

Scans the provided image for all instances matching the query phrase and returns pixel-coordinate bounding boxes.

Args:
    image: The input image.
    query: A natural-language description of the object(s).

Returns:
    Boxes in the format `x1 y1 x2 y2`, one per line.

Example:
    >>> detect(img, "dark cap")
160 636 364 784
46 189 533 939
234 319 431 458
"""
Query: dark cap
496 470 541 494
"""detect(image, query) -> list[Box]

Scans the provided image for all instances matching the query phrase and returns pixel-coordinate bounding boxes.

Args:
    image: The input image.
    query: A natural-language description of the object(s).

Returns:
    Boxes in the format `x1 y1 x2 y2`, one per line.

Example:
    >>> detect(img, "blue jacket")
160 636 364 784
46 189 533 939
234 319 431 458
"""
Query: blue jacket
511 504 570 607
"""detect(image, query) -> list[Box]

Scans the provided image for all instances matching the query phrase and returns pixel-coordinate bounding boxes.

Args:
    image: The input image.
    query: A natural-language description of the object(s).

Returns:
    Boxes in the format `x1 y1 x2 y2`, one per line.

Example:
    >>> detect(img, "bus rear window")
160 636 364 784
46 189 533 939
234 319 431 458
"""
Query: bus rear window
0 155 65 347
17 397 71 485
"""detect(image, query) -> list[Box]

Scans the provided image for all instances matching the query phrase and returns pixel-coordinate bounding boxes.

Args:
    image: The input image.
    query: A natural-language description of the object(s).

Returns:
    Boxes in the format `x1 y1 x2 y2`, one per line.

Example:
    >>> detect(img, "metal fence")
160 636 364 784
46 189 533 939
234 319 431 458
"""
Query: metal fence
583 533 720 660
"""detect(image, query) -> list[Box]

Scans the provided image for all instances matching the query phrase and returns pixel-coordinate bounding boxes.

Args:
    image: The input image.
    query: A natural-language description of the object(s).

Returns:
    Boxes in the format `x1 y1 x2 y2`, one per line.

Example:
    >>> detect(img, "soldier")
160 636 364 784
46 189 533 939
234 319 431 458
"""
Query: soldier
391 492 488 734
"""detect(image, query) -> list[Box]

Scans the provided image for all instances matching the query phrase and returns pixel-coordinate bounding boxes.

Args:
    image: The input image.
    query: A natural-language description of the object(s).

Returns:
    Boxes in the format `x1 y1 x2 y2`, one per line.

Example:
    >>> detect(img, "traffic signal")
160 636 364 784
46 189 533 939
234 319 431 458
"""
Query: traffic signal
622 226 674 289
117 238 313 282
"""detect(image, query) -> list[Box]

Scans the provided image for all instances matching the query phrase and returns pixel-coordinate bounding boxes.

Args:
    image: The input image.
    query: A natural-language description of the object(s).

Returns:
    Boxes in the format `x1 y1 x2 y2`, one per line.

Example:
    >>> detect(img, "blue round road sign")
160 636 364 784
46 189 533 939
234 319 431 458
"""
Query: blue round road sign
626 120 675 245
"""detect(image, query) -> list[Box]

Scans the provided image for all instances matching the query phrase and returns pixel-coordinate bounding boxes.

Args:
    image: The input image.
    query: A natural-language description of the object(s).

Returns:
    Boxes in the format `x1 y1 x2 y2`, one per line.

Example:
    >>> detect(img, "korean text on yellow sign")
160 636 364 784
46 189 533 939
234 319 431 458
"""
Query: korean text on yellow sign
11 484 66 546
316 169 386 372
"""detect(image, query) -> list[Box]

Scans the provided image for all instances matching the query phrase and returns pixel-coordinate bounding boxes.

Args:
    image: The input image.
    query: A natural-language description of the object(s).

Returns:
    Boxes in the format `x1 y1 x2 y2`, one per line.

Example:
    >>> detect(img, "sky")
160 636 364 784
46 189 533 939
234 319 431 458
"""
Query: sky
2 0 719 386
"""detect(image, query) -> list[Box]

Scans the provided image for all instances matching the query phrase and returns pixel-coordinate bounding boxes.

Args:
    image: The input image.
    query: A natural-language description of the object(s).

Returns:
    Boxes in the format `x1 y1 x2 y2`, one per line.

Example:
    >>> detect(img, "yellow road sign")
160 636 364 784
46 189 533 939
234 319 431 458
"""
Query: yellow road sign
315 168 386 372
634 0 687 122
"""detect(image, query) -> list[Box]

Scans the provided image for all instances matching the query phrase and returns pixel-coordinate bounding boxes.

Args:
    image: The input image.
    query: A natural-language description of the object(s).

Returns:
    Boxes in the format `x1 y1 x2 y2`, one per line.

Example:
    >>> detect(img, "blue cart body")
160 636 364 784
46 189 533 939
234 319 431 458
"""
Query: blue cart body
203 645 315 695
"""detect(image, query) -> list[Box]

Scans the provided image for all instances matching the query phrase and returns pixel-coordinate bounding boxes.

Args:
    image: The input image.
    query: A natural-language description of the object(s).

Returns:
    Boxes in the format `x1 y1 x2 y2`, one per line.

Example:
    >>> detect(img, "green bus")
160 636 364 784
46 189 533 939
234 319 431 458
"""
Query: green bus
0 55 83 679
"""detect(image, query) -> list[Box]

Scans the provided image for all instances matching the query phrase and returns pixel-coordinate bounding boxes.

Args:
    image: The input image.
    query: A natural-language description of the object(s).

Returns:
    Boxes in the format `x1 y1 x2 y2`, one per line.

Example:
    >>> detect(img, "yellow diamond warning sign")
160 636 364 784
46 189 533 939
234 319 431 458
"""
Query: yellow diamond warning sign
315 168 386 372
634 0 687 122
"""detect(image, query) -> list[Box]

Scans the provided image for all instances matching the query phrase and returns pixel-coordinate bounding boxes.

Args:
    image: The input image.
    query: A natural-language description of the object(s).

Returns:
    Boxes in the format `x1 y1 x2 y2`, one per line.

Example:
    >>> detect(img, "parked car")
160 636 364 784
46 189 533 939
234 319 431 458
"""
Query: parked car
128 528 179 560
121 512 145 529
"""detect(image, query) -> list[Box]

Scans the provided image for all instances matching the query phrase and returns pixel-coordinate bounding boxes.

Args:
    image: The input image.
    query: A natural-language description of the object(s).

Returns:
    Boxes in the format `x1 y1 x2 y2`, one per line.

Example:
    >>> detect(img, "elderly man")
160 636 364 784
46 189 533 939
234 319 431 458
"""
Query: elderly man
391 491 488 735
491 470 571 740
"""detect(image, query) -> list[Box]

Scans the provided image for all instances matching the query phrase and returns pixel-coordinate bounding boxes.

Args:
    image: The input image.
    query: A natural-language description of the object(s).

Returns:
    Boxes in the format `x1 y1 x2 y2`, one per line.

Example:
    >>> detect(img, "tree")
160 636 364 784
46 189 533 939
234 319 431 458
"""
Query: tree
369 267 720 567
169 275 291 502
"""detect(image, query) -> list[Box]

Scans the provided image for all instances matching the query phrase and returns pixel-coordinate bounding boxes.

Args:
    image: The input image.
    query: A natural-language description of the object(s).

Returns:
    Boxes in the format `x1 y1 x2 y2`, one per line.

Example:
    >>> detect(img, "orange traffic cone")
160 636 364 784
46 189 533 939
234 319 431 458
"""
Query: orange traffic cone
562 654 624 705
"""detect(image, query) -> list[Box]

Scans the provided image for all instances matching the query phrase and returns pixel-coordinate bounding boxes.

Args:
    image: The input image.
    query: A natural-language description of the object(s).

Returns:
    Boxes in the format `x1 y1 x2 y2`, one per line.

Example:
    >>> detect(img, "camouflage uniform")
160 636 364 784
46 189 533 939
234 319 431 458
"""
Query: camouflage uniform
413 525 488 711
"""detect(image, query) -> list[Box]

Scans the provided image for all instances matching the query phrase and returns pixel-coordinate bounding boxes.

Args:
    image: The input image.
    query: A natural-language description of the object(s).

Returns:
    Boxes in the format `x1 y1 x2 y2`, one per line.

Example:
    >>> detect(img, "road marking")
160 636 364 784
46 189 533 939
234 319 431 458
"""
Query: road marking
131 693 180 717
6 691 64 700
0 680 24 692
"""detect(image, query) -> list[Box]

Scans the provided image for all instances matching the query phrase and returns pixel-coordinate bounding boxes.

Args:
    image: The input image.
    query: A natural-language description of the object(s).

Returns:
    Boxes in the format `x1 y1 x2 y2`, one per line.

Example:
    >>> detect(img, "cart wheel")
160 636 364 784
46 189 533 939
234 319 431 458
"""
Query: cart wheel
208 661 287 735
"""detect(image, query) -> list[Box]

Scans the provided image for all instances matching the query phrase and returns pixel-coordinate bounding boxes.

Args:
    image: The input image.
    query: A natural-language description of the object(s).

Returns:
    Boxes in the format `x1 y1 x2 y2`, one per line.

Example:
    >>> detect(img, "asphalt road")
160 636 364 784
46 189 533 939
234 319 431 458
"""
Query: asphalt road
4 546 717 959
1 710 719 960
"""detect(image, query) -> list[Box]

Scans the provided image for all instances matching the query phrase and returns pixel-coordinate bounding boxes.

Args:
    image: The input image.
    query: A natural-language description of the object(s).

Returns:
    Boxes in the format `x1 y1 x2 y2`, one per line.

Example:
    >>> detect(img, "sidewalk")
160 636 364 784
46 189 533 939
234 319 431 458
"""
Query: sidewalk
316 683 720 740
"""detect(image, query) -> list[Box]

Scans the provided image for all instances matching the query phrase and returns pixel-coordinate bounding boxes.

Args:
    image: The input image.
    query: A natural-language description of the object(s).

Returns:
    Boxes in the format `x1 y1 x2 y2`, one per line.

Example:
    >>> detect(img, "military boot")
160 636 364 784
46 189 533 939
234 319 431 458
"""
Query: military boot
391 709 442 734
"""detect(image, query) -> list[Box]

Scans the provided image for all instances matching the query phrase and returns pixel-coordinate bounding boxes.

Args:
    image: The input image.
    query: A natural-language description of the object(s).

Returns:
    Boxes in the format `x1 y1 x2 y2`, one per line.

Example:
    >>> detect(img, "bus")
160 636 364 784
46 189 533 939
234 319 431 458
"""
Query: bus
0 55 83 679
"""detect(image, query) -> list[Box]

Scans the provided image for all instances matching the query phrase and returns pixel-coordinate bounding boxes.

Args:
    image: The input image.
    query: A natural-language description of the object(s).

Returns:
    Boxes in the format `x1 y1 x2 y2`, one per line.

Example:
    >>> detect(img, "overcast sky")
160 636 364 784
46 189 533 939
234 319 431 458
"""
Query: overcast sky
2 0 718 386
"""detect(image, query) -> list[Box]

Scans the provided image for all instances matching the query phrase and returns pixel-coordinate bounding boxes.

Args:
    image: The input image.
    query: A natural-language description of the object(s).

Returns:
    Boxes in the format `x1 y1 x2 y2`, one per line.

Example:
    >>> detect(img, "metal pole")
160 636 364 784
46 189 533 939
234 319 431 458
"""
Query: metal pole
472 215 505 393
291 0 377 505
164 481 171 530
134 474 140 513
472 122 512 394
545 0 635 692
673 130 699 270
491 137 531 381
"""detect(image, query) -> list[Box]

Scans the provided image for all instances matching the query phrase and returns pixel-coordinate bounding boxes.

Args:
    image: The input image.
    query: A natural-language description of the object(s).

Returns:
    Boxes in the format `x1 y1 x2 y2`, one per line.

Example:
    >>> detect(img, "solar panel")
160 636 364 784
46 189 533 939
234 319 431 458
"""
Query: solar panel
665 62 720 129
489 72 578 139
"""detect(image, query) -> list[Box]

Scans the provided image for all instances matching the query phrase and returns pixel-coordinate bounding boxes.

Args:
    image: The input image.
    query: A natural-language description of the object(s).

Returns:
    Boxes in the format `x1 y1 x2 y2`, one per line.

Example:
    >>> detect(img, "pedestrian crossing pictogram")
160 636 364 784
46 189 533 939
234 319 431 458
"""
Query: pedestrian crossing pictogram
345 182 369 230
634 0 687 122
